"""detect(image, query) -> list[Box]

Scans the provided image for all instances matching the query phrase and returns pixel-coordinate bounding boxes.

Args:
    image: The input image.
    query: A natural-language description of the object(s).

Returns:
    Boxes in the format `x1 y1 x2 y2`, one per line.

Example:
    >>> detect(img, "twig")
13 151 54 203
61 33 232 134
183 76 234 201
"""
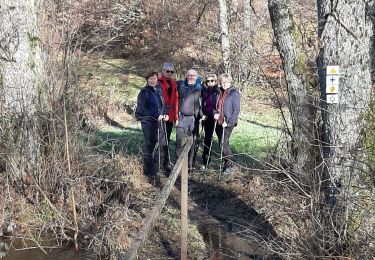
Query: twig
63 95 79 251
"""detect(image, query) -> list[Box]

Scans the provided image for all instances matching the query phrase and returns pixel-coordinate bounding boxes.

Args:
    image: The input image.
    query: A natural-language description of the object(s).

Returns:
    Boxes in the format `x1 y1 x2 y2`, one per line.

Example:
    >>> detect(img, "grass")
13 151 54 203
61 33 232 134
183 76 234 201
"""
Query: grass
88 110 285 169
77 58 145 105
231 117 283 163
72 56 289 258
86 126 144 156
78 59 287 169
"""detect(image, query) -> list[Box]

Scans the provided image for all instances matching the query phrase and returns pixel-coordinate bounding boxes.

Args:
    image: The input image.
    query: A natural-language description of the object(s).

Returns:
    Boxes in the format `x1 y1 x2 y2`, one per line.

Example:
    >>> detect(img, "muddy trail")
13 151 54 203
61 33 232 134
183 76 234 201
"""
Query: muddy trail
136 170 280 260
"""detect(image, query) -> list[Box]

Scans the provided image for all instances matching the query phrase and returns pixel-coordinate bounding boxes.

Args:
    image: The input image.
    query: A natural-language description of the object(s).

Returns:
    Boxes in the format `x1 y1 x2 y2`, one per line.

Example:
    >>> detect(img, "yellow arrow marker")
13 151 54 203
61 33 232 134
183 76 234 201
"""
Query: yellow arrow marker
330 68 336 74
330 85 336 92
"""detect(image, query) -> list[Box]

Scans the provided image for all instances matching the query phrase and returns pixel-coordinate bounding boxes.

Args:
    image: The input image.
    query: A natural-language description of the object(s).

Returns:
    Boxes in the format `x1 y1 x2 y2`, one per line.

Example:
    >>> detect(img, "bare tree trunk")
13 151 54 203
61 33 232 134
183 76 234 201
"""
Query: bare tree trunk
218 0 231 74
0 0 45 179
238 0 252 87
317 0 375 247
268 0 316 176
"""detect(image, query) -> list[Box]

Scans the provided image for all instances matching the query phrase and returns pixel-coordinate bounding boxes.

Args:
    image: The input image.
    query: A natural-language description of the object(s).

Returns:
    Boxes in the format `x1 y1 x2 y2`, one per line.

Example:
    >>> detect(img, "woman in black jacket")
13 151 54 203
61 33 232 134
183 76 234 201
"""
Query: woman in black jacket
135 71 169 181
201 74 221 170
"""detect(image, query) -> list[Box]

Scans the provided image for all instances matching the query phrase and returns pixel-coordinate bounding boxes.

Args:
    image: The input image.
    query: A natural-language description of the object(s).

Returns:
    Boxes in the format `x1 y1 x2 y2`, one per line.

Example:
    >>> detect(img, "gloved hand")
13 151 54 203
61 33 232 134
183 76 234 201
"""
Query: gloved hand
163 115 169 121
158 115 164 121
214 113 220 120
201 115 207 121
222 122 228 128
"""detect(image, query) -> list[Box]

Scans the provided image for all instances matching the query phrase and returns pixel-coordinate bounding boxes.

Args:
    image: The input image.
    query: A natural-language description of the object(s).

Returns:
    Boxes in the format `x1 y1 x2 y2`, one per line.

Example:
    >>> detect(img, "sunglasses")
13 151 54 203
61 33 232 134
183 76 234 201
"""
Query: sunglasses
206 79 216 83
166 70 174 74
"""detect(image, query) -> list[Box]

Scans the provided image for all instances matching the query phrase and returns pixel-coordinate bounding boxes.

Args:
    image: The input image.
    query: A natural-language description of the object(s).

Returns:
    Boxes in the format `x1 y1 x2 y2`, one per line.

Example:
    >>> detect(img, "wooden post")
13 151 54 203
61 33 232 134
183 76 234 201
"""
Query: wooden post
120 137 192 260
181 155 188 260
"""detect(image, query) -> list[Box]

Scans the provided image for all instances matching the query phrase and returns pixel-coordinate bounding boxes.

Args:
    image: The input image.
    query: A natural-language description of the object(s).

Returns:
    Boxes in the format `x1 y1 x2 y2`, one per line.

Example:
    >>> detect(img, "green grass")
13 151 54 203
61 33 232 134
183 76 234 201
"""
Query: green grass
78 58 145 105
85 126 144 156
204 109 286 168
91 104 285 171
77 58 288 170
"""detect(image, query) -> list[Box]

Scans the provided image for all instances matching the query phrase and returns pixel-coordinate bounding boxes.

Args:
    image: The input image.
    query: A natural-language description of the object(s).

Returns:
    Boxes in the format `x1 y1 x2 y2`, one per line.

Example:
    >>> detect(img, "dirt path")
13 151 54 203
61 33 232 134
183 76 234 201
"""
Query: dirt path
137 171 278 259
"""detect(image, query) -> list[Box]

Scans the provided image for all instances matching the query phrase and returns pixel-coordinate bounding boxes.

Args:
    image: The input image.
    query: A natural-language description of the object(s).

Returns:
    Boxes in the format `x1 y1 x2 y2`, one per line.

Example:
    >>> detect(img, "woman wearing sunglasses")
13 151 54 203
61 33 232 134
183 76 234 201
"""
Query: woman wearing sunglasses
158 62 179 173
200 74 221 170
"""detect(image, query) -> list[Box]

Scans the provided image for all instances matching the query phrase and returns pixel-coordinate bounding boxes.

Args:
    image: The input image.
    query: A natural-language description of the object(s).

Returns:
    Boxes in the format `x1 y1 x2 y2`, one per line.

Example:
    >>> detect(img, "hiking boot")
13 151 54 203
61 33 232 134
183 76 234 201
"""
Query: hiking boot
223 166 237 175
188 166 196 173
147 174 161 187
161 164 172 178
162 164 172 174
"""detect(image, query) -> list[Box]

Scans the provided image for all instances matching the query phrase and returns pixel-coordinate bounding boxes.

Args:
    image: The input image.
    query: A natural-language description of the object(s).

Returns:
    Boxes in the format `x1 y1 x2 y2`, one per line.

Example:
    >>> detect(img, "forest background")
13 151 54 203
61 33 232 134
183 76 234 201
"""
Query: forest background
1 0 375 259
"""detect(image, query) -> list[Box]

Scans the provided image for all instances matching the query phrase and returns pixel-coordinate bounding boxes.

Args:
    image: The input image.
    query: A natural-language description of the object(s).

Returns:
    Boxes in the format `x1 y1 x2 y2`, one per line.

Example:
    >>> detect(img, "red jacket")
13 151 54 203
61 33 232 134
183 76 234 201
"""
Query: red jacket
158 75 179 122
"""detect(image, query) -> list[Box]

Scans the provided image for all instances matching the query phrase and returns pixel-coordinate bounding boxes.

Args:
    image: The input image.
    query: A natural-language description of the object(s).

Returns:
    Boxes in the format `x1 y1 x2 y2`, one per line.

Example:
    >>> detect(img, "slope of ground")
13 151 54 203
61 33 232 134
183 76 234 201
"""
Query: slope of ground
74 56 294 258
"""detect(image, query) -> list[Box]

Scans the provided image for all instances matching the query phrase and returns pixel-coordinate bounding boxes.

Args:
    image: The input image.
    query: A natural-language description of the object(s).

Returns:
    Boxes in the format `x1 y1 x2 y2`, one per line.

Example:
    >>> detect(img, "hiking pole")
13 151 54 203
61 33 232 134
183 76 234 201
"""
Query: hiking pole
158 123 161 173
219 121 226 176
163 118 171 167
205 119 217 170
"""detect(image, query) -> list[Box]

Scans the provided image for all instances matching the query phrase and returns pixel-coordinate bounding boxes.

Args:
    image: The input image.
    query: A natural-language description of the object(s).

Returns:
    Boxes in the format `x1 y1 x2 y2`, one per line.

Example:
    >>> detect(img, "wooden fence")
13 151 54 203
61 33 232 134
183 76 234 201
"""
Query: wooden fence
119 137 193 260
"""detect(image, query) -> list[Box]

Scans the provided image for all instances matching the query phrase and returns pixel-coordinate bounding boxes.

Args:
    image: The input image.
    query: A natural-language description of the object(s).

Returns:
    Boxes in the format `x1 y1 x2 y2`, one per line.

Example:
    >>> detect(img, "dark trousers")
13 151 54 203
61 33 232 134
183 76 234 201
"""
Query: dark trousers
202 116 218 166
164 121 174 165
165 121 174 143
191 117 201 168
141 121 167 176
176 115 199 169
216 125 234 168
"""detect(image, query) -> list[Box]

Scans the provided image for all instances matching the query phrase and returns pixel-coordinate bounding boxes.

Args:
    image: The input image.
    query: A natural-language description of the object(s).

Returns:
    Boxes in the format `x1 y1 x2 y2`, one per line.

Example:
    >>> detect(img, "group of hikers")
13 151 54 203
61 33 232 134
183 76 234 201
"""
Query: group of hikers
135 62 241 183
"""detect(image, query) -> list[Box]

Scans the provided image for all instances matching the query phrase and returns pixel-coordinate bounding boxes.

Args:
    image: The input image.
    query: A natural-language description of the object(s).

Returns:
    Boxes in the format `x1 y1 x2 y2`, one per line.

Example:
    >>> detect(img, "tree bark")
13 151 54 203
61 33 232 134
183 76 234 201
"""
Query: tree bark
317 0 374 246
239 0 253 86
0 0 44 179
268 0 316 176
219 0 231 74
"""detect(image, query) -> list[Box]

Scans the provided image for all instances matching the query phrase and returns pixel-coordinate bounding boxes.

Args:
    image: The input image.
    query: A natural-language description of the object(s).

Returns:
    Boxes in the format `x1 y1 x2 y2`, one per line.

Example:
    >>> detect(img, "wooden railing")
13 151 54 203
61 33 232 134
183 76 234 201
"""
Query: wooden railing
119 137 193 260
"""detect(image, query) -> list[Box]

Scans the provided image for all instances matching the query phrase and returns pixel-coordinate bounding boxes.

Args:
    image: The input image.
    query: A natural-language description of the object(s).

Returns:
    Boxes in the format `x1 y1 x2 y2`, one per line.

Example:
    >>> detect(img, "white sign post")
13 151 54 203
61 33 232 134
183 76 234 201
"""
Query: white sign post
326 66 340 104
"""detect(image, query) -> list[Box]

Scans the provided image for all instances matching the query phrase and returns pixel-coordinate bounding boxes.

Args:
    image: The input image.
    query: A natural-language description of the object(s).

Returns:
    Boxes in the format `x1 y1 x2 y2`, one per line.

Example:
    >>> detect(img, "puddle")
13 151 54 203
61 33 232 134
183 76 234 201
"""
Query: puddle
1 239 96 260
4 248 96 260
199 222 274 260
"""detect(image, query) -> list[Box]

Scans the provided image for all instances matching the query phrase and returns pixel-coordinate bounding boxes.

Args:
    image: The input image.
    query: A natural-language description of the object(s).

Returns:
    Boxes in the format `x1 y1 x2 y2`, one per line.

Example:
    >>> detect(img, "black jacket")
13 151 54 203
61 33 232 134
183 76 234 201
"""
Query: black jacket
201 85 220 117
135 85 167 123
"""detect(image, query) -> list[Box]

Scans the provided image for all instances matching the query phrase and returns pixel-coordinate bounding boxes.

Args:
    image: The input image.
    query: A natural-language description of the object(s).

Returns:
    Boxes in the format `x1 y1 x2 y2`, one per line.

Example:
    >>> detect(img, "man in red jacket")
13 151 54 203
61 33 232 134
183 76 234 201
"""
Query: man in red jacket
158 62 179 173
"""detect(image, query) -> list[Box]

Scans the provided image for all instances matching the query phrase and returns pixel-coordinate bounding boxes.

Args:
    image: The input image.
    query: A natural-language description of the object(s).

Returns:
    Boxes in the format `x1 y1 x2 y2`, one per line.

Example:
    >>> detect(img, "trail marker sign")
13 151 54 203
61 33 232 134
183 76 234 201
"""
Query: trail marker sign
327 94 339 104
326 83 339 94
326 75 339 86
326 65 340 104
327 66 340 75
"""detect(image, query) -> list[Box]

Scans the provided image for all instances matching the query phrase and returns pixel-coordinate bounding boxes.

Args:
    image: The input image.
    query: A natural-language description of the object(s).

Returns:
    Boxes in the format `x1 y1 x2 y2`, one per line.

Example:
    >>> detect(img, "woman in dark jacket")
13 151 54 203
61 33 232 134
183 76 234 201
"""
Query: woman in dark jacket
135 71 169 181
215 73 240 175
201 74 221 170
